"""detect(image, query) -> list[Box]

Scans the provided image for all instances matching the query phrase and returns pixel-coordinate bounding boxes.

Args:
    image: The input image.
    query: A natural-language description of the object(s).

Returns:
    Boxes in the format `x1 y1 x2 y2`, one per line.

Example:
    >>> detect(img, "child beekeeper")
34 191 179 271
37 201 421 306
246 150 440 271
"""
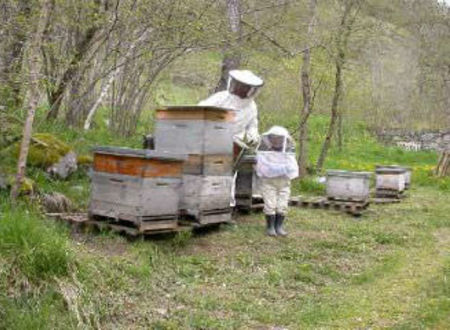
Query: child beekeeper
256 126 299 236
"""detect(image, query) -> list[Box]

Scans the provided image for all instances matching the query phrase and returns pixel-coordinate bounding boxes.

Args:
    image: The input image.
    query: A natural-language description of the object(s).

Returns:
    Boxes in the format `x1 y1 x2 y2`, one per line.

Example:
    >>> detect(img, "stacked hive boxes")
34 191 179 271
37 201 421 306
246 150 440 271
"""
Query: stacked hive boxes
154 106 236 225
326 170 372 202
375 166 407 198
89 147 185 233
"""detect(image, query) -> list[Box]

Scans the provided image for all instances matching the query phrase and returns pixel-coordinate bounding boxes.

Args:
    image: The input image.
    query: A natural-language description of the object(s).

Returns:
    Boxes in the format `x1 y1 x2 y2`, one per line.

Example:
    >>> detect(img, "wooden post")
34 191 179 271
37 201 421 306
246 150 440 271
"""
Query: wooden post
436 150 450 177
10 0 52 201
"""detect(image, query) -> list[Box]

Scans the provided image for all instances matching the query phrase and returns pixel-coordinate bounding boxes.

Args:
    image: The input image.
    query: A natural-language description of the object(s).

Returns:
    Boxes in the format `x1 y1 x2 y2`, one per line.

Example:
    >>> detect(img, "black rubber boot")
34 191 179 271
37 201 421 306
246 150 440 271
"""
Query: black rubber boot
265 215 277 236
275 213 287 236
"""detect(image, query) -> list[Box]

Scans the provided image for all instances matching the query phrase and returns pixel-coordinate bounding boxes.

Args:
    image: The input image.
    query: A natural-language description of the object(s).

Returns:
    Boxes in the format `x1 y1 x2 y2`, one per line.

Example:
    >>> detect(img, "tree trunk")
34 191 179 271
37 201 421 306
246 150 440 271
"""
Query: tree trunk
316 0 359 172
84 69 116 130
0 1 32 108
214 0 242 92
11 0 52 201
46 25 99 120
84 29 150 130
297 0 317 178
316 56 344 172
337 111 343 150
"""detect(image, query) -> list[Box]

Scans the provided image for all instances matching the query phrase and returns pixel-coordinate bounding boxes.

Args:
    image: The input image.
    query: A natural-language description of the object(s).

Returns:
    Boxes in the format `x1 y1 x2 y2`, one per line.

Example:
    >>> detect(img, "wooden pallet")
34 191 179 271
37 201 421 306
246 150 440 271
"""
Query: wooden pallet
46 212 88 226
47 212 189 236
375 189 406 200
289 196 369 216
248 196 369 216
181 208 232 226
86 219 191 236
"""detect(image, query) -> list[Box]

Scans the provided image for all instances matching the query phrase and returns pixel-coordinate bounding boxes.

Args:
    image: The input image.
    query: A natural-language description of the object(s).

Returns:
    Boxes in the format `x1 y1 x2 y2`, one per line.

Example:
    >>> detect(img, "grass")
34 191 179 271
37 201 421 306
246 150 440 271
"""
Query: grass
3 185 448 328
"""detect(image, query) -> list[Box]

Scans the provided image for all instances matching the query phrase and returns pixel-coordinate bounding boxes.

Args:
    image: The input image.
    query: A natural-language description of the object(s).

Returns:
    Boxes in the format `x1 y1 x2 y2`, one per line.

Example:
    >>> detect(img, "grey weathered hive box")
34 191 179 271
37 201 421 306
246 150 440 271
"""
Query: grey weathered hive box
375 166 406 192
181 174 232 217
326 170 372 201
376 165 411 189
89 147 186 231
154 105 236 155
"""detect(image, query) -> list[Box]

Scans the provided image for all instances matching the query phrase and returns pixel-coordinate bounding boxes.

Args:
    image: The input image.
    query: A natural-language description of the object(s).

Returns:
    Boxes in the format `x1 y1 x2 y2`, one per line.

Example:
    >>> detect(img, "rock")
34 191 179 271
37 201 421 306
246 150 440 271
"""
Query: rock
24 133 72 168
42 192 74 213
47 151 78 179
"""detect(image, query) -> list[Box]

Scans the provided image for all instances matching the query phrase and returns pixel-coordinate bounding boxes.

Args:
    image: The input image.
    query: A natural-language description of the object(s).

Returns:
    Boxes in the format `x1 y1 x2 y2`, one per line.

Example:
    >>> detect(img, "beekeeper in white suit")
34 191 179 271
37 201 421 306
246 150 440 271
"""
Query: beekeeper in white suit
199 69 263 145
256 126 299 236
199 69 264 206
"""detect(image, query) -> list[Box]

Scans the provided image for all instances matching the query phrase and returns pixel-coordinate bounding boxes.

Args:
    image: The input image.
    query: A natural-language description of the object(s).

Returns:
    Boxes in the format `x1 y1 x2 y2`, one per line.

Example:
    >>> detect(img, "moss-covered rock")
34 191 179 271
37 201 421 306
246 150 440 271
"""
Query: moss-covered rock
21 133 72 168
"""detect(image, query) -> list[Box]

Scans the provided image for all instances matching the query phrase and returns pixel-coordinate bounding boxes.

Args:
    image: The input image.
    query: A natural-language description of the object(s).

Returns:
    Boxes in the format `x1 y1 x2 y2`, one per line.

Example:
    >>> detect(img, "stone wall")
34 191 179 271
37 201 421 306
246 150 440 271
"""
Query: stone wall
377 129 450 151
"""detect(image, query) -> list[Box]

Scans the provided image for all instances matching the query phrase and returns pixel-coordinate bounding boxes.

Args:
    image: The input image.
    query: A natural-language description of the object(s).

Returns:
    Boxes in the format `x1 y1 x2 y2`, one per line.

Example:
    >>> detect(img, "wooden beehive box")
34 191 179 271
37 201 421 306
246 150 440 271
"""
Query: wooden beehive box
326 170 372 202
154 105 235 155
375 167 406 192
376 165 411 189
89 147 185 232
183 154 233 176
181 175 233 216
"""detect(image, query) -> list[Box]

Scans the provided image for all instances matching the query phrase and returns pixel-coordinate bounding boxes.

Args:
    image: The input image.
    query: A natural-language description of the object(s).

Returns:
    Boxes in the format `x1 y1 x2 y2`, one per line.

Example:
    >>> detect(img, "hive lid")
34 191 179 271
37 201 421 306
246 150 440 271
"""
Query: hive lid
376 164 411 171
92 146 186 161
375 167 407 174
158 105 234 112
326 170 372 178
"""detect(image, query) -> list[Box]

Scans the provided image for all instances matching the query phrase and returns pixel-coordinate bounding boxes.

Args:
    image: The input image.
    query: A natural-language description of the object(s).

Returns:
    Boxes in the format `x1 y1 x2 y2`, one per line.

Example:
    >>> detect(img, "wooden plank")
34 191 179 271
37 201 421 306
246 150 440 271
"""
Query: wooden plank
155 108 235 122
197 212 231 225
138 219 178 232
93 154 183 178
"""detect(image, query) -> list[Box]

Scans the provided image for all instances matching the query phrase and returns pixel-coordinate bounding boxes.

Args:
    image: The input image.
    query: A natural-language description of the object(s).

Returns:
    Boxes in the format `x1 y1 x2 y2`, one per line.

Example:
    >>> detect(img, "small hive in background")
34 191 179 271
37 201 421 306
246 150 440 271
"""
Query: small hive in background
326 170 372 202
375 166 407 199
89 147 185 233
154 106 235 225
376 165 411 190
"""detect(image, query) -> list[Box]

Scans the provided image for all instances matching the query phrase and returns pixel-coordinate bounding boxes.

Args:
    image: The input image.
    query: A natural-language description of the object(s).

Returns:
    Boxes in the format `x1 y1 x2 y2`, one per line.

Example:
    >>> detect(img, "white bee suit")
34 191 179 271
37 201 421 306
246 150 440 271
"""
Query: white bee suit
198 91 259 145
256 126 299 215
198 70 263 207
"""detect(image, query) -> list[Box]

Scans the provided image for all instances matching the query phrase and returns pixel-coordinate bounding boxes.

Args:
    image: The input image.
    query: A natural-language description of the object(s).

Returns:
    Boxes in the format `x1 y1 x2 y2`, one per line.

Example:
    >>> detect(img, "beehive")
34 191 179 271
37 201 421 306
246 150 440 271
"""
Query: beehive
89 147 185 232
376 165 411 189
154 106 235 155
375 167 406 194
326 170 372 202
154 106 236 223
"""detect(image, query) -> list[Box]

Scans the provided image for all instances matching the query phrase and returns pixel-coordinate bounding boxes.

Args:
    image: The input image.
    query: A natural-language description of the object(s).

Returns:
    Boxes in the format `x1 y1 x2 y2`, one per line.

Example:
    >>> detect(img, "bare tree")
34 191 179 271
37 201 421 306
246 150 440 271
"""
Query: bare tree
316 0 362 172
297 0 318 178
11 0 53 201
